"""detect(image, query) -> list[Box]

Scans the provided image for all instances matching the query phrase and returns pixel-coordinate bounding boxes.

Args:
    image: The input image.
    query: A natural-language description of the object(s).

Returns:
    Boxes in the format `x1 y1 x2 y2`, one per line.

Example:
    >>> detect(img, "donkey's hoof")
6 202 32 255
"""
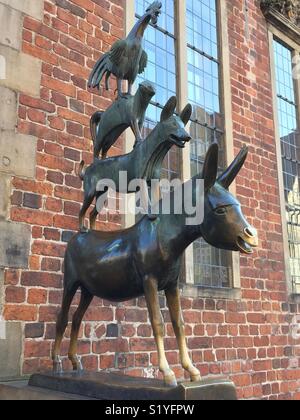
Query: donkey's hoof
70 355 83 372
164 373 177 388
53 357 63 375
191 374 201 382
148 214 158 221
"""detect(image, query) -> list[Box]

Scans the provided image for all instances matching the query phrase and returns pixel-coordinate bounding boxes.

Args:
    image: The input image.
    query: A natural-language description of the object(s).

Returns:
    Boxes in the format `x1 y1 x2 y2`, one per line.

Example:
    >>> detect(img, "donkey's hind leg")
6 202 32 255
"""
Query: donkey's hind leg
89 207 99 230
79 193 94 232
68 287 93 371
90 192 106 230
52 283 78 374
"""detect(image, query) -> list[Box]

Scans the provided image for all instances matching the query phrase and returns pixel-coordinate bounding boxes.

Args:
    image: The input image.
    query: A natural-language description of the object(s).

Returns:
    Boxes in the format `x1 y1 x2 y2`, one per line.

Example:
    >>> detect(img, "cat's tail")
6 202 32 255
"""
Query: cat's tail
78 160 85 181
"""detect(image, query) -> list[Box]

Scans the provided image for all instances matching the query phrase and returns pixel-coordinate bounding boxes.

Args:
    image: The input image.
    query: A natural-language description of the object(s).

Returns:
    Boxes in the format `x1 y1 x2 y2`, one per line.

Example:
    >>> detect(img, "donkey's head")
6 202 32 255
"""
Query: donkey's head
159 97 192 148
200 143 258 254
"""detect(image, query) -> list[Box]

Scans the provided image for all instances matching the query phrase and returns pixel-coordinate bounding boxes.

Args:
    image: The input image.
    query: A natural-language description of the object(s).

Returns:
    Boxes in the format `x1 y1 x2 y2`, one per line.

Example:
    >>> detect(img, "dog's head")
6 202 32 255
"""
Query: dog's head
159 97 192 148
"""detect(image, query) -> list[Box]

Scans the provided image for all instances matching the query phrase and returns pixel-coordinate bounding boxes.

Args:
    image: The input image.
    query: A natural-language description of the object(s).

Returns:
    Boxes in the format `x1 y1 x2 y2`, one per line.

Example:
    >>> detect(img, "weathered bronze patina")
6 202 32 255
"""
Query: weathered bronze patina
78 97 192 231
88 1 162 97
90 81 156 159
52 143 258 387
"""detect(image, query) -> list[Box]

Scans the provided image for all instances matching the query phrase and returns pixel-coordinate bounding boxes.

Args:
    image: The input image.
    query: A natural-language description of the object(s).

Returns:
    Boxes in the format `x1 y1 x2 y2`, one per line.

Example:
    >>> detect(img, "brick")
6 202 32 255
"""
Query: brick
106 324 119 338
39 305 59 322
5 286 26 303
51 92 68 107
64 148 81 161
19 94 55 113
42 75 76 97
23 193 42 209
48 116 65 131
55 0 87 18
67 121 83 136
24 341 51 358
25 323 44 338
21 271 62 288
41 257 61 272
4 305 37 321
125 309 148 323
85 307 113 322
93 338 129 354
11 208 53 227
28 288 47 304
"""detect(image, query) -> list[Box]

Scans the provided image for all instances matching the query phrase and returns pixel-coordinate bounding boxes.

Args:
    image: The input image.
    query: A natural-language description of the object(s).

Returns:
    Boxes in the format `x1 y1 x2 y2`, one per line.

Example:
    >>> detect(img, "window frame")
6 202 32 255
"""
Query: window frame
125 0 241 299
268 24 300 297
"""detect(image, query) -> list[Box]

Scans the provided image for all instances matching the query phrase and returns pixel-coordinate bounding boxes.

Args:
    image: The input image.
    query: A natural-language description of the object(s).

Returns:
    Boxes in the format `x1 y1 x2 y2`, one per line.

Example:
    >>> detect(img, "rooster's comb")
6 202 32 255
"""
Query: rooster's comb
146 1 162 13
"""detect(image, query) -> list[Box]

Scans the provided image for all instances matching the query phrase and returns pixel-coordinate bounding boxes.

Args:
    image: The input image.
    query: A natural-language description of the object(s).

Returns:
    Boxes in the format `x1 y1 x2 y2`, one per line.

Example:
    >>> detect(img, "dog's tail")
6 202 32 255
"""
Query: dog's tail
90 111 103 144
78 160 86 181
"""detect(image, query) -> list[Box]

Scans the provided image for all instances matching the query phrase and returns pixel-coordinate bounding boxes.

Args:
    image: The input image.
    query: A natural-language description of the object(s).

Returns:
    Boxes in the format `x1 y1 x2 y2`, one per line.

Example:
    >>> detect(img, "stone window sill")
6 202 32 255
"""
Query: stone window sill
181 284 241 300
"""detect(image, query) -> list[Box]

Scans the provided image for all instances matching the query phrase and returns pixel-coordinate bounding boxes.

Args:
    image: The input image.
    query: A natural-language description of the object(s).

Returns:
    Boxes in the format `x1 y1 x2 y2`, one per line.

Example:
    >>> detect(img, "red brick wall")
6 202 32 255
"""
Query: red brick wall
2 0 300 400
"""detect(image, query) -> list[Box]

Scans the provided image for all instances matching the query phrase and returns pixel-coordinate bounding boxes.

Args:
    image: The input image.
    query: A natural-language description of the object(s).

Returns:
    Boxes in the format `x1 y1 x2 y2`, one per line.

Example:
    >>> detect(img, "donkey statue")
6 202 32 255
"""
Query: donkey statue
78 96 192 231
52 143 258 387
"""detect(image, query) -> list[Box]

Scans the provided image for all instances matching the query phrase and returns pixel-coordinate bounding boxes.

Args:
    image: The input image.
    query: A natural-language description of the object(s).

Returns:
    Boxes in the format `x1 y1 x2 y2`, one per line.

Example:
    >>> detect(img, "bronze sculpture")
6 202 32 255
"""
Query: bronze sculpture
90 81 156 160
49 2 258 394
78 97 192 231
88 1 162 97
52 143 258 387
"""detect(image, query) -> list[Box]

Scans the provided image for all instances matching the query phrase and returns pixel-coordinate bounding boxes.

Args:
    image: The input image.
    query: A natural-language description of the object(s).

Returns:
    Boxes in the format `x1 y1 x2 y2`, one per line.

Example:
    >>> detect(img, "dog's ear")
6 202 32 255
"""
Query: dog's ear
180 104 192 126
161 96 177 122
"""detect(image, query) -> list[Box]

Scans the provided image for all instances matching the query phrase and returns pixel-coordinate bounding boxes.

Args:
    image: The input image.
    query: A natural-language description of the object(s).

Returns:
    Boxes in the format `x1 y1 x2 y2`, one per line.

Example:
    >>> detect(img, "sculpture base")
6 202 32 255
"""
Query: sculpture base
25 371 237 400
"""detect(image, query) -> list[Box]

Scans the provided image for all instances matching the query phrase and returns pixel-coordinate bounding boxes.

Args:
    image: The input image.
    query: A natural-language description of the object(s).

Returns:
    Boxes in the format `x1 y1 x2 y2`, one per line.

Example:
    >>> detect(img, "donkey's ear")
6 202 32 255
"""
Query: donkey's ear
180 104 192 126
217 145 248 189
160 96 177 122
202 143 219 191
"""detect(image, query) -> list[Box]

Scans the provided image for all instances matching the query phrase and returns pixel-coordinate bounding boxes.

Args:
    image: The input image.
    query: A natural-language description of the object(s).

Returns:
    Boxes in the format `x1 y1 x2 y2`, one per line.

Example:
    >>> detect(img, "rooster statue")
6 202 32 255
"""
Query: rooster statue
88 1 162 97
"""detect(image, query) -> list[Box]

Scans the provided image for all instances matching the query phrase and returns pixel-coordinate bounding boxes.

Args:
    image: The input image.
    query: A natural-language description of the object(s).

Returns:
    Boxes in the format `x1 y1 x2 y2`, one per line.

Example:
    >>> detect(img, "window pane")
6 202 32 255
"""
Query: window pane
186 0 231 288
273 39 300 292
136 0 175 34
135 0 180 179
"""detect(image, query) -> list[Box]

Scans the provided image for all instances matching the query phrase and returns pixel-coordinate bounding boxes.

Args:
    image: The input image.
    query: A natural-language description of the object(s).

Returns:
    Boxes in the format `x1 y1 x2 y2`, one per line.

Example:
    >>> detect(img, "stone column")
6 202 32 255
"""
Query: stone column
0 0 43 380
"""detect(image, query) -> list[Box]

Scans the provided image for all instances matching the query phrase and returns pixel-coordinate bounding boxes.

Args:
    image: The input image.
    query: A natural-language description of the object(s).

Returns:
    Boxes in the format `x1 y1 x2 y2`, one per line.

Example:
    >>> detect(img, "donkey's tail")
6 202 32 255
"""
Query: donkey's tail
78 160 86 181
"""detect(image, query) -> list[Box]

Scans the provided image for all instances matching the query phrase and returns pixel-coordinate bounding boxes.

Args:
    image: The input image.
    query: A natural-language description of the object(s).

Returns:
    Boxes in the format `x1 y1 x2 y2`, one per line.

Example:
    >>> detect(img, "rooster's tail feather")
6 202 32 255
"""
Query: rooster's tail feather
88 53 110 90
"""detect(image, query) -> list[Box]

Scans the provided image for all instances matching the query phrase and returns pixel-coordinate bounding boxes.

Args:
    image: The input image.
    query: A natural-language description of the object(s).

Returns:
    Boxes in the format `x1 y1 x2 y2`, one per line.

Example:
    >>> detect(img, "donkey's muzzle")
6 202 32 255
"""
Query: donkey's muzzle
237 226 258 254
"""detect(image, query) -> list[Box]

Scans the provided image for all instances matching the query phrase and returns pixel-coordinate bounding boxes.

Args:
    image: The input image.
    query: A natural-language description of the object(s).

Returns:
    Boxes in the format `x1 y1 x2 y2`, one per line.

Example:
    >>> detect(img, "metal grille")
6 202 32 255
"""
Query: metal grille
273 39 300 293
136 0 180 180
187 0 232 288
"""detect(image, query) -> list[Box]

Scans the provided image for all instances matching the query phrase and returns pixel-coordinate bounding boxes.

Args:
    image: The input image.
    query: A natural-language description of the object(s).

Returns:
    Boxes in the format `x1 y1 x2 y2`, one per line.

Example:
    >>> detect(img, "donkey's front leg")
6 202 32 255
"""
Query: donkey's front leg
143 276 177 387
165 287 201 382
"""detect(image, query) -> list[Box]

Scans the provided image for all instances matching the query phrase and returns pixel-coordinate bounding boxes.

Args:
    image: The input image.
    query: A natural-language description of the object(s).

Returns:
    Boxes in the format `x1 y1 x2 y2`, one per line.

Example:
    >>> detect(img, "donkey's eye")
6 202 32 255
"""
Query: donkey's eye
215 207 227 216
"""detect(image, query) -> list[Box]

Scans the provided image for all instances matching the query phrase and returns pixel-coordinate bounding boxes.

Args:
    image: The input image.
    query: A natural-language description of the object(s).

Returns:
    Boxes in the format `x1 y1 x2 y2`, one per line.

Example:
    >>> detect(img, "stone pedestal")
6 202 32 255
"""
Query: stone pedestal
0 372 237 400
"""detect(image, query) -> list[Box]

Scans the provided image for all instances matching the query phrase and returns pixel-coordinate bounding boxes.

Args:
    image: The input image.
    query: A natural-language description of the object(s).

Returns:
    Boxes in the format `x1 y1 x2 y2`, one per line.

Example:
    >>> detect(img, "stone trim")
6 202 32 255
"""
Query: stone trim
261 2 300 44
0 0 44 20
